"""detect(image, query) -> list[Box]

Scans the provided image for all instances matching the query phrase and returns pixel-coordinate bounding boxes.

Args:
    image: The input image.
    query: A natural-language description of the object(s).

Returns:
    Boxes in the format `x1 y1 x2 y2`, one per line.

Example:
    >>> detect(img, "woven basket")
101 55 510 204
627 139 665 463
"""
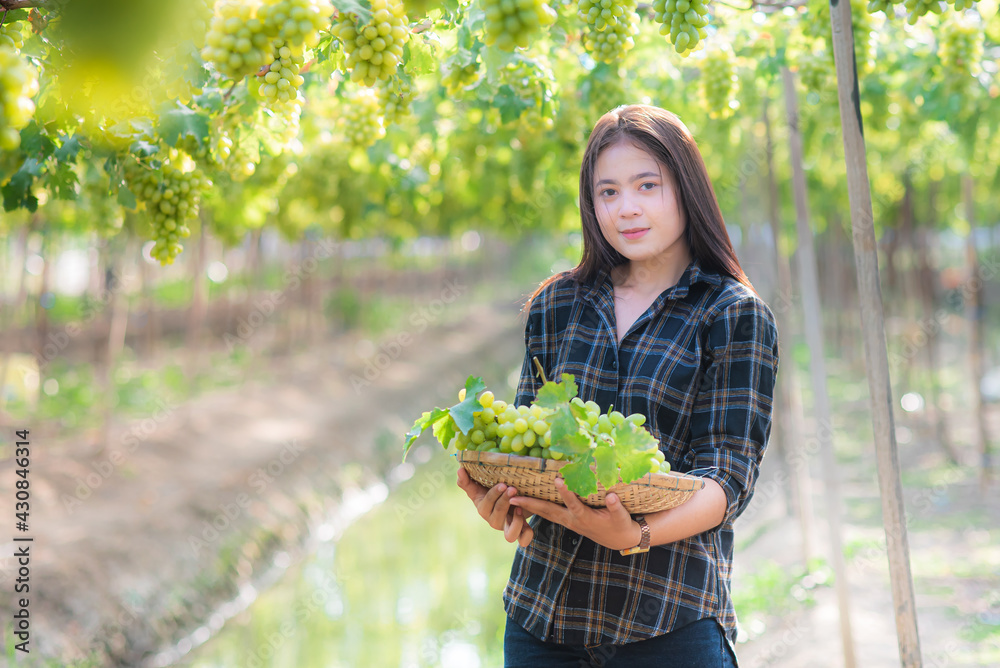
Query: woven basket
457 450 705 514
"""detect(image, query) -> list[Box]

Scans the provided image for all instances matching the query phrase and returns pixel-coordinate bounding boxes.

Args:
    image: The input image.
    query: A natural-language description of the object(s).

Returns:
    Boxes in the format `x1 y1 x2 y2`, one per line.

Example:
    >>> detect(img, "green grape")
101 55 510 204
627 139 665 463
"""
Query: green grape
580 0 639 63
647 456 660 474
0 20 25 50
493 400 508 414
500 435 513 452
651 0 709 57
700 45 738 120
585 401 600 414
514 418 528 434
471 429 486 445
609 410 625 427
532 419 549 435
529 446 544 458
201 0 274 80
659 460 671 473
479 390 495 408
523 430 536 447
0 44 38 151
258 40 306 103
258 0 332 53
541 447 551 459
512 434 525 452
902 0 943 25
550 449 564 460
597 414 613 434
939 16 983 83
625 412 645 426
338 86 386 148
331 0 408 87
481 0 557 52
653 449 666 463
481 406 496 422
377 76 413 126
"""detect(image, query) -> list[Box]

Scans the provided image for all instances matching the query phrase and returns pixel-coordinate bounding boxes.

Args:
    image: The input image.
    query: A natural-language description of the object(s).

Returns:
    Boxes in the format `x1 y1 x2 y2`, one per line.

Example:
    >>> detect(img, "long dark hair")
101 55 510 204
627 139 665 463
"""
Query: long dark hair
525 104 753 310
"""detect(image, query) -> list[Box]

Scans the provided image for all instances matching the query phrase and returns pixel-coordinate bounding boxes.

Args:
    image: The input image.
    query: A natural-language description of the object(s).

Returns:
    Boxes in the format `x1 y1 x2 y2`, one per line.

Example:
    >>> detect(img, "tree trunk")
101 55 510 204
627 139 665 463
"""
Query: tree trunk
783 65 855 666
185 218 209 379
963 173 991 488
99 233 134 453
916 179 956 463
763 92 815 561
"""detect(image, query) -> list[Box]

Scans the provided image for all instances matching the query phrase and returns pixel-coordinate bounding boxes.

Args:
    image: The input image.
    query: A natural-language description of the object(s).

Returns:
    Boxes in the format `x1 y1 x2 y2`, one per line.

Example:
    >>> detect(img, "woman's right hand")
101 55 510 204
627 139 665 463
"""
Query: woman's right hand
457 467 534 547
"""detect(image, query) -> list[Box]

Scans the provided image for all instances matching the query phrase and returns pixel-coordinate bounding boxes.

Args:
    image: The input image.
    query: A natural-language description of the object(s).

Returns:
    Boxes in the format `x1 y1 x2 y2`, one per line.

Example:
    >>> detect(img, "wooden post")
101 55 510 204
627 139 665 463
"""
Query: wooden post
828 2 922 665
782 65 856 668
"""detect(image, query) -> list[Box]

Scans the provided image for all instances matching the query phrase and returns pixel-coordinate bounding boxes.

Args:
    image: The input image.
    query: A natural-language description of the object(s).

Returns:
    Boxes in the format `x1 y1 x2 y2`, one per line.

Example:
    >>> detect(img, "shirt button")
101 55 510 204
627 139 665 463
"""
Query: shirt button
571 537 579 546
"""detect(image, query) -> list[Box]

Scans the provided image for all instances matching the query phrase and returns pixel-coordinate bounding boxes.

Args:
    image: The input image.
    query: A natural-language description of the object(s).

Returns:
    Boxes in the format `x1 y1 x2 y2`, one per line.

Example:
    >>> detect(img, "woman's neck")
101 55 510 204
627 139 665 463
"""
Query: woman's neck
612 248 694 298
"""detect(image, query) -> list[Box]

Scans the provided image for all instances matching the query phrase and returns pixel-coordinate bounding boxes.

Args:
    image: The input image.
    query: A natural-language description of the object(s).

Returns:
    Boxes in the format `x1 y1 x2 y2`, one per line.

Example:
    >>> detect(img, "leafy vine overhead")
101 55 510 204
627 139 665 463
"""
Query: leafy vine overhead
0 0 996 264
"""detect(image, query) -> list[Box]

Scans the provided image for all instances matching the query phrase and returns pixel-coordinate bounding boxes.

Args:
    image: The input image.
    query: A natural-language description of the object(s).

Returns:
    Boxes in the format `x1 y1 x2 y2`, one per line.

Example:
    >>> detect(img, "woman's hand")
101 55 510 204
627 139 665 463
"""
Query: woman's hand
508 477 640 552
457 467 535 547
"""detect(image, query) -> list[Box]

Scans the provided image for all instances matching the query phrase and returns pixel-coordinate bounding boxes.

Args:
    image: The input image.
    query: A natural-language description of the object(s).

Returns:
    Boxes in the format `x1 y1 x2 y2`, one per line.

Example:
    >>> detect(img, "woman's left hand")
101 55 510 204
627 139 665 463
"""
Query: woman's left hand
508 477 641 551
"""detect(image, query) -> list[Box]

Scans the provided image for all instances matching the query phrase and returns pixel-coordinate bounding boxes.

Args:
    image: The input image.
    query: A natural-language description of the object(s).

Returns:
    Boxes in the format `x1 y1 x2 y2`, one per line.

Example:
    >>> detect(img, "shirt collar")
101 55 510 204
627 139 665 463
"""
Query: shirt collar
581 257 723 307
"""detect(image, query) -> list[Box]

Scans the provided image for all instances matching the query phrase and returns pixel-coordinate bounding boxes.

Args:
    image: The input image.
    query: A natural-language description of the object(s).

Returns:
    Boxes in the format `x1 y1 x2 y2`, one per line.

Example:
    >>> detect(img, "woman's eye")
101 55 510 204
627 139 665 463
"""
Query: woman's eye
600 188 616 197
640 182 658 190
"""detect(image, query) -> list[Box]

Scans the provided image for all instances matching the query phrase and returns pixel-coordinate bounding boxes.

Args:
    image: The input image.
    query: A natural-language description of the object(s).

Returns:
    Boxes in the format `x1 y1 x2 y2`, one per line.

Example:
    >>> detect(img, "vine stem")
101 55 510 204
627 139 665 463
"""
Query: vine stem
0 0 54 10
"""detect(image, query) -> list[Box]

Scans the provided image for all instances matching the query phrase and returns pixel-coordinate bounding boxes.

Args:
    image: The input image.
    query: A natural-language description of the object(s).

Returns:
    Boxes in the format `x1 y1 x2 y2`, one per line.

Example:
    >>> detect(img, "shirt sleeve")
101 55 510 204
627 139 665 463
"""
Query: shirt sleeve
685 295 780 526
513 294 547 408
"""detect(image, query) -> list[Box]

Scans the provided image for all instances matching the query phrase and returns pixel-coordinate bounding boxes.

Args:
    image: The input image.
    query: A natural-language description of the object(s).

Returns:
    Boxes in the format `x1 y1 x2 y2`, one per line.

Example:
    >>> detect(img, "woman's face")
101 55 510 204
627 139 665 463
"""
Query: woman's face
592 140 688 270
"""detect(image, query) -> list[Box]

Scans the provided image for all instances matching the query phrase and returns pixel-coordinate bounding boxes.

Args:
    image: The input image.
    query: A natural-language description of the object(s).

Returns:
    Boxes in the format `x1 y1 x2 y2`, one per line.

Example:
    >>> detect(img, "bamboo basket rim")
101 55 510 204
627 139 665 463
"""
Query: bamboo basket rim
456 449 706 513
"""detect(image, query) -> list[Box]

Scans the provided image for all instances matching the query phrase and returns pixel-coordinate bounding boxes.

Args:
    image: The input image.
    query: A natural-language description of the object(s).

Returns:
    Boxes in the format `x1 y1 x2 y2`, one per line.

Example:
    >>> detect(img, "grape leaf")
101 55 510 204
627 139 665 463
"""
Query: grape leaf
549 430 591 458
156 103 209 148
448 376 487 434
612 421 658 455
593 445 618 490
534 374 579 409
560 459 598 498
432 413 458 450
618 450 655 485
403 407 449 460
547 405 580 445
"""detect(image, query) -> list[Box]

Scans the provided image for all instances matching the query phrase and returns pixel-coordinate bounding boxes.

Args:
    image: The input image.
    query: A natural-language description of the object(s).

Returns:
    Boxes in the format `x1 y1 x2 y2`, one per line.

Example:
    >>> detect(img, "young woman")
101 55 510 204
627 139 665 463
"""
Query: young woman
457 104 780 667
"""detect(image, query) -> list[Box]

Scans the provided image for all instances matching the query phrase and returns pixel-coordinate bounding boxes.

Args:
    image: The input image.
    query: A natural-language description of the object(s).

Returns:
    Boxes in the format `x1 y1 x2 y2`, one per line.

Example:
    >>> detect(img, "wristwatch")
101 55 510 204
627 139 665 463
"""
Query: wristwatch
620 515 650 556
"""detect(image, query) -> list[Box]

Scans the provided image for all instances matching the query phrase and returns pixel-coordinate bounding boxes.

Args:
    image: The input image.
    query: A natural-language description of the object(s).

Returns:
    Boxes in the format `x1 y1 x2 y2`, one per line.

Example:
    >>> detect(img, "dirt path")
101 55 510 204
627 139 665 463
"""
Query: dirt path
1 290 528 666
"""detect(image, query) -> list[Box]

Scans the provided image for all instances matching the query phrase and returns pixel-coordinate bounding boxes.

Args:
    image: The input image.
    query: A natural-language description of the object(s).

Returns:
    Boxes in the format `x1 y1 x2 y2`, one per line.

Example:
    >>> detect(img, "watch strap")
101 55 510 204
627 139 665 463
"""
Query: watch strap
620 515 650 556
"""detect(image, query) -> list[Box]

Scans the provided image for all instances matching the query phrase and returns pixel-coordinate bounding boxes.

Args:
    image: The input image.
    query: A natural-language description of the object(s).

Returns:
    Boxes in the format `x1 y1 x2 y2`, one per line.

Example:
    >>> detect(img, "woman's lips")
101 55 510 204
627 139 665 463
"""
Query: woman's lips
621 228 649 240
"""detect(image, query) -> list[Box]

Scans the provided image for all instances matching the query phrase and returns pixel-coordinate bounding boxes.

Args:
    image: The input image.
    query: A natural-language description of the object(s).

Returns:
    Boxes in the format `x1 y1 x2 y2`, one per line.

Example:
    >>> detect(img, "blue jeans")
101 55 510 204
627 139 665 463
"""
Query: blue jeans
504 616 739 668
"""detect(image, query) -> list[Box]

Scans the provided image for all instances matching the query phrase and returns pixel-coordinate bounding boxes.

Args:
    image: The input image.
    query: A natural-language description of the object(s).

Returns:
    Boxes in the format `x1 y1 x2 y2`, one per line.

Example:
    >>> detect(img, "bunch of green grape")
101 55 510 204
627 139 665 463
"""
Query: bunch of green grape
580 67 629 117
330 0 408 86
900 0 943 25
866 0 896 15
262 97 302 145
481 0 558 52
0 20 25 50
175 127 236 169
804 0 875 74
580 0 639 63
442 58 479 95
795 47 834 93
699 45 738 120
378 77 412 125
339 86 386 148
201 0 274 80
0 45 38 151
651 0 709 57
258 0 332 53
258 39 306 103
125 159 211 266
453 388 670 475
939 17 983 81
499 57 558 129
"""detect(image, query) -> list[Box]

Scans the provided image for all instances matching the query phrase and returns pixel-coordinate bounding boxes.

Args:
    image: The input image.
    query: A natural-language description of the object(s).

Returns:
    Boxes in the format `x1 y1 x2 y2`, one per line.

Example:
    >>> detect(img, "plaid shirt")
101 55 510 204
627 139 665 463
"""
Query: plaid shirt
503 258 779 654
